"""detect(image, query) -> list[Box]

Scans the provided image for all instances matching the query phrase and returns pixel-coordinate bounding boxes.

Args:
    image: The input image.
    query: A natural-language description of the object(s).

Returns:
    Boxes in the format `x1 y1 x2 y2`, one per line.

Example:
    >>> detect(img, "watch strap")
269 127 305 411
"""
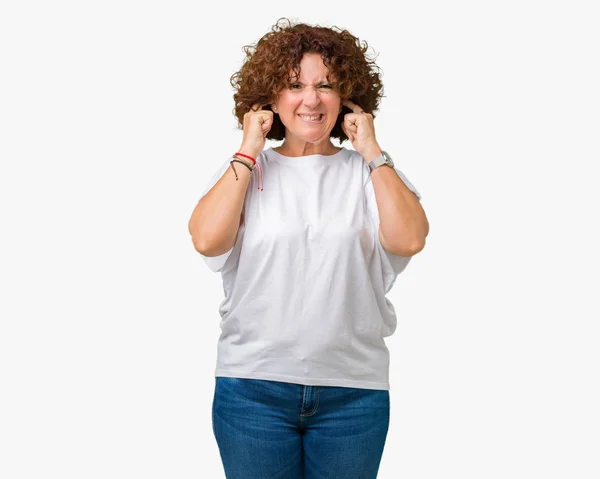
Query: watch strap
368 151 394 173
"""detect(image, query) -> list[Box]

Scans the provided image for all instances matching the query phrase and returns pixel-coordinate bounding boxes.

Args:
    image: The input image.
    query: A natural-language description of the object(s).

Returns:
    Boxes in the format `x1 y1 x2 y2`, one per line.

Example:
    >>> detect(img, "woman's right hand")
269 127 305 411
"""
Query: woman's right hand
238 104 273 158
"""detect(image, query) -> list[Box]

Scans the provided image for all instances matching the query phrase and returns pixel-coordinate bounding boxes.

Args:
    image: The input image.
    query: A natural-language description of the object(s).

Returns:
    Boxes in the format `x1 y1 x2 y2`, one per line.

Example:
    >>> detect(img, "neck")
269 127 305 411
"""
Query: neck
274 138 340 157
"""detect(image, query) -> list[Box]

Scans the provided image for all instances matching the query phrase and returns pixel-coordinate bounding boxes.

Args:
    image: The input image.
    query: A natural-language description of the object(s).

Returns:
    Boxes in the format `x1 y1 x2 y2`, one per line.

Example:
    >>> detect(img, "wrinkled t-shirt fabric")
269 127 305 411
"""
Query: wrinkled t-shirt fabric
196 147 421 390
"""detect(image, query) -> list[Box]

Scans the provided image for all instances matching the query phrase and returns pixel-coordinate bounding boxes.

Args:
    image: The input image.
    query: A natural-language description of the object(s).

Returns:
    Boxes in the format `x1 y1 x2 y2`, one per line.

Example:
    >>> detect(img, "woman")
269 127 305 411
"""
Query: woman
188 17 429 479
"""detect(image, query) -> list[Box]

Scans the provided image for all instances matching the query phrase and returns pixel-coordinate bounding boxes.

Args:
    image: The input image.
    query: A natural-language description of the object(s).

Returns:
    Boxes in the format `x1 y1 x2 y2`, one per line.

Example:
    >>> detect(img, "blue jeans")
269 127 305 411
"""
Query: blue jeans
212 376 390 478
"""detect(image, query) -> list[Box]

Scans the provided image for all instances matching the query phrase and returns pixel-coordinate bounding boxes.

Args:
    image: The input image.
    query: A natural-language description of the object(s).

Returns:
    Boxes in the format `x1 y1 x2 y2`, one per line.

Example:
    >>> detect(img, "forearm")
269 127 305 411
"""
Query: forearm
370 164 429 256
188 160 252 256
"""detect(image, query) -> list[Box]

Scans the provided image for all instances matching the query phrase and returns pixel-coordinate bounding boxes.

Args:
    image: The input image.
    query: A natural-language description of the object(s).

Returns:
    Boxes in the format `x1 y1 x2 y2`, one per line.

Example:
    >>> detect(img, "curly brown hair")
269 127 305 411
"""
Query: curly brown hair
230 17 384 142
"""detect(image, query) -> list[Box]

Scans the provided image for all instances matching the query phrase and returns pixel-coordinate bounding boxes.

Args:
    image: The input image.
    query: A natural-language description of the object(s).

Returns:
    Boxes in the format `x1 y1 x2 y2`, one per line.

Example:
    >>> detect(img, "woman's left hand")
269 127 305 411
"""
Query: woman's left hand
342 100 382 161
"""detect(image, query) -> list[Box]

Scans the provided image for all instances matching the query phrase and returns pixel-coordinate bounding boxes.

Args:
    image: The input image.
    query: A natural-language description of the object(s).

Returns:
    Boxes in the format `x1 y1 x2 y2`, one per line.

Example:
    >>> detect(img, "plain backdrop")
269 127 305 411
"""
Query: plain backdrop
1 0 599 478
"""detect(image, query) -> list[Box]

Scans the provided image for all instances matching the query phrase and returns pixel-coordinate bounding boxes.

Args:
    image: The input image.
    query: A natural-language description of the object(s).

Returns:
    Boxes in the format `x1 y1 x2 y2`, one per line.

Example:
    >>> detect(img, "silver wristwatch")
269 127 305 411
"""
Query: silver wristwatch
368 151 394 173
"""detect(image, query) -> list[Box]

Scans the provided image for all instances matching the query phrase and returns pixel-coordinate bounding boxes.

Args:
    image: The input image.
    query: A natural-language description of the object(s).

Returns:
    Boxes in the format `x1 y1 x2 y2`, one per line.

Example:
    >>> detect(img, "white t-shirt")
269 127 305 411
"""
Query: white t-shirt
196 146 421 390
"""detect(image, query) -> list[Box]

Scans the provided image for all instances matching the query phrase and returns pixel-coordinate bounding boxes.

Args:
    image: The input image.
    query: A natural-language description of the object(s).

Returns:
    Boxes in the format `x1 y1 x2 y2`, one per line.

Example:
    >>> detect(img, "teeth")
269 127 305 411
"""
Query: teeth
299 114 322 121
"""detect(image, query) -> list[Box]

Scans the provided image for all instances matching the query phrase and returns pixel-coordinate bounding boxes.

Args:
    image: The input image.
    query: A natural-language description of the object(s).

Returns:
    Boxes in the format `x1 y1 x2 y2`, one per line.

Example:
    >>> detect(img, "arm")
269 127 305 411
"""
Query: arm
340 100 429 257
368 151 429 257
188 161 251 256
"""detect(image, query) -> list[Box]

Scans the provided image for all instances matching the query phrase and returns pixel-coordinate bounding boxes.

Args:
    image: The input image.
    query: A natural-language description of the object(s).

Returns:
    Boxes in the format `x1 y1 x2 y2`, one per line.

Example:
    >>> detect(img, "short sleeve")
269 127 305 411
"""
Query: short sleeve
364 165 422 290
195 158 236 273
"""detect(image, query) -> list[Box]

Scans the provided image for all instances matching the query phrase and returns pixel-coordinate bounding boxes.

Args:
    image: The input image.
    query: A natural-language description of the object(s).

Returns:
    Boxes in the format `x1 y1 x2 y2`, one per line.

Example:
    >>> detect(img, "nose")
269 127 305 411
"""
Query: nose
302 85 320 108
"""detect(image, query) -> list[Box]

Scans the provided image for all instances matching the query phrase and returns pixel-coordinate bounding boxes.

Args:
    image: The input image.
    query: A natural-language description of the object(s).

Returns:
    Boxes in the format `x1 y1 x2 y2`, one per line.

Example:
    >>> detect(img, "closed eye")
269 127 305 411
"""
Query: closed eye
289 84 333 89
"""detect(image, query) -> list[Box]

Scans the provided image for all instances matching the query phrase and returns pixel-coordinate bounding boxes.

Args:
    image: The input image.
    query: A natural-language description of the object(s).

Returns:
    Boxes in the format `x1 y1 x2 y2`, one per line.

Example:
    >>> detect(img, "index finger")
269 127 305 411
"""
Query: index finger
343 100 364 114
250 103 264 112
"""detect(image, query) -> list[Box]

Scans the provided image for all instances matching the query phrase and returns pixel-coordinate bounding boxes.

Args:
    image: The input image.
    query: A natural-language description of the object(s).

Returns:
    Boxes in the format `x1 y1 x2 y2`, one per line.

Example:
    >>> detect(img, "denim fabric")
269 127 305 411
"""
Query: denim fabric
212 376 390 478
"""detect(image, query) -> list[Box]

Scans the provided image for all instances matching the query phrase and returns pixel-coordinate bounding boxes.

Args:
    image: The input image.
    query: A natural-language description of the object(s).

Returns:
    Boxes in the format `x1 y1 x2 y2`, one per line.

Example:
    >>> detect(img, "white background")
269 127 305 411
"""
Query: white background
1 0 599 478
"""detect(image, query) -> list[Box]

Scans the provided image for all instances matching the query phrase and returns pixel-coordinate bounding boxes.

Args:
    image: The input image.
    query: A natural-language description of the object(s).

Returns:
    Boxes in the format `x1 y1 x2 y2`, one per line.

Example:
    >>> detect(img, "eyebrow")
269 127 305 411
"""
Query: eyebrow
293 80 331 84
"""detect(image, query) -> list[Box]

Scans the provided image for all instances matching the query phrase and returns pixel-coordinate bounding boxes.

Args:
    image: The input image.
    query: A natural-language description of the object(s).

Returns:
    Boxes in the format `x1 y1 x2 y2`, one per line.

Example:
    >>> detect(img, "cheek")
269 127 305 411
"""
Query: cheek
278 95 299 110
328 101 341 117
280 105 297 118
325 97 341 111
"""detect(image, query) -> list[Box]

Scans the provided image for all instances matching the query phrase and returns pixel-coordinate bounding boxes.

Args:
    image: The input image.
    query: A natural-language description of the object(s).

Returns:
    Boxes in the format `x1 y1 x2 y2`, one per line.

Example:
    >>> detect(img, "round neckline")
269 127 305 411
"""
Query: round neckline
266 146 348 163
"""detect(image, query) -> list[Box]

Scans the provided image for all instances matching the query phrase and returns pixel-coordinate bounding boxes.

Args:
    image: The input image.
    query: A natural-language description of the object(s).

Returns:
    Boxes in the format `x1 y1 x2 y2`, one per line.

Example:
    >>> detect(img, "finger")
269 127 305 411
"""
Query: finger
341 123 354 141
343 99 365 114
259 112 272 125
251 103 263 112
344 115 359 127
344 118 358 133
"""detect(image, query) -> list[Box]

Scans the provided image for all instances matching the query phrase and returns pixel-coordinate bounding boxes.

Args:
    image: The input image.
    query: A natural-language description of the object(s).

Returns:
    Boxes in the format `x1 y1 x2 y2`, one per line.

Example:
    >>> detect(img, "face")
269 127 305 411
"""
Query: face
272 52 341 144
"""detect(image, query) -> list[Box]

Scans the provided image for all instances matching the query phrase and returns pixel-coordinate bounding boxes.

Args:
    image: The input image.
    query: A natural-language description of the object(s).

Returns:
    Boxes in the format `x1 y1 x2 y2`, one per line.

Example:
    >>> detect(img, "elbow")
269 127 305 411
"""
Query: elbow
192 239 210 256
191 232 236 257
385 231 427 256
379 225 427 257
409 240 426 256
388 240 426 257
398 220 429 256
190 233 207 255
191 234 218 256
188 218 215 255
188 226 212 255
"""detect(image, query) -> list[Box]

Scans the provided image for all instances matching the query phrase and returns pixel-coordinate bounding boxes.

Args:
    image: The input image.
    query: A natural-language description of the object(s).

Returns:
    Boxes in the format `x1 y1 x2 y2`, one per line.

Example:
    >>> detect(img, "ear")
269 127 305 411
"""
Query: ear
271 104 278 114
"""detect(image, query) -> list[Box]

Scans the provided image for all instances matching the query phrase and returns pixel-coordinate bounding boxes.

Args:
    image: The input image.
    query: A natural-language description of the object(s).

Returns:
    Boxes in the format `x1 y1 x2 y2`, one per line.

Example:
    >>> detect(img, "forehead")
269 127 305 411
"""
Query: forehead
291 53 333 82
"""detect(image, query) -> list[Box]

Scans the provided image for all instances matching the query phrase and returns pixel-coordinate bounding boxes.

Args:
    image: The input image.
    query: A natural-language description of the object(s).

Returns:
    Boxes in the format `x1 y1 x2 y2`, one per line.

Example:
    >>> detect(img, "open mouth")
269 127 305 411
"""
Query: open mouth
298 114 325 123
